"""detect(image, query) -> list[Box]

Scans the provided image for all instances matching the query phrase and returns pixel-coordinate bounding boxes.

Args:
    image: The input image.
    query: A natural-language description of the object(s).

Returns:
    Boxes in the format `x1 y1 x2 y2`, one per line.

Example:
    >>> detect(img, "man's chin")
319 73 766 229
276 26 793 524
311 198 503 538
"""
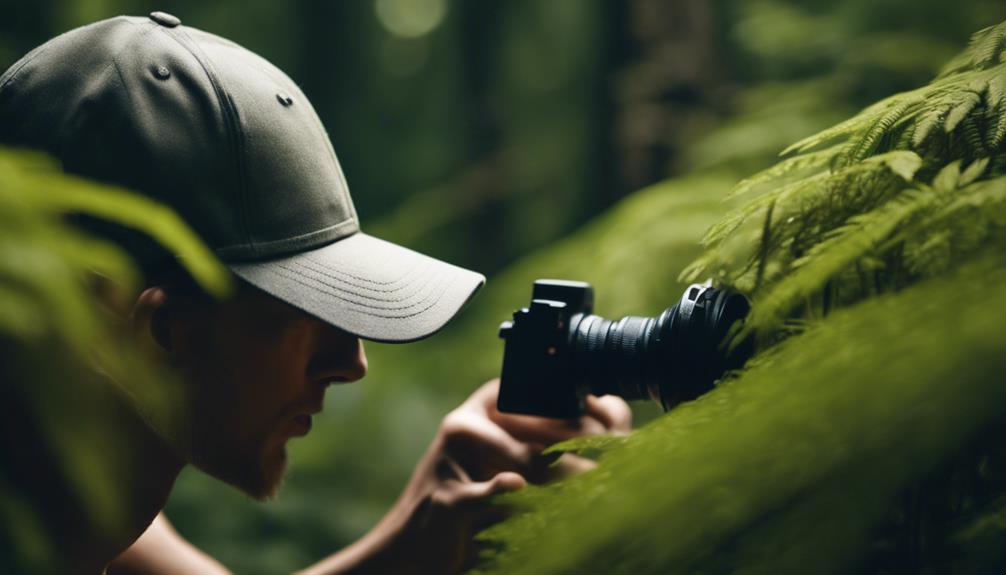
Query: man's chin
193 445 289 501
251 448 289 501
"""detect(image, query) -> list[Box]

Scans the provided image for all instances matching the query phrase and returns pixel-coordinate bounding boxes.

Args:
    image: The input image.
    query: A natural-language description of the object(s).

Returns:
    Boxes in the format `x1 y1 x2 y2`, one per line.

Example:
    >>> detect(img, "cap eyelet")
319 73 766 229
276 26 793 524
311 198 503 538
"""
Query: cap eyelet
276 92 294 107
152 65 171 80
149 11 181 28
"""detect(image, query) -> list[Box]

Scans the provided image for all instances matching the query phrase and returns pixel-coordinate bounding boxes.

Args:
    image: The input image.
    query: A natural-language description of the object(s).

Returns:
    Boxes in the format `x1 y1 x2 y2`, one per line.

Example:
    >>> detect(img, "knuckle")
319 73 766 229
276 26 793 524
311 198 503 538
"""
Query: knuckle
430 487 461 510
614 401 633 426
600 396 633 429
440 411 475 438
440 412 485 452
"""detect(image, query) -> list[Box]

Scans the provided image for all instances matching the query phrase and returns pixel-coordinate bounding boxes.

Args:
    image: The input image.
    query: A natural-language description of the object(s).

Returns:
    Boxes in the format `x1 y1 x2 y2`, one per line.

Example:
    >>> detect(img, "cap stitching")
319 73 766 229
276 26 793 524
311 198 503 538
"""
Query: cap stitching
156 26 255 256
264 265 452 318
301 246 430 284
298 256 426 287
275 260 444 305
289 257 432 293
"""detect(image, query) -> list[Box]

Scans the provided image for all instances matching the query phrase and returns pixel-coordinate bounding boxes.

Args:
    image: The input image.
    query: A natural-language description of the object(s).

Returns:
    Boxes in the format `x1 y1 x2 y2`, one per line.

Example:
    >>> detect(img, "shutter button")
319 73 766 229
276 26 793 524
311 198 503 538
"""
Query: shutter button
149 11 181 28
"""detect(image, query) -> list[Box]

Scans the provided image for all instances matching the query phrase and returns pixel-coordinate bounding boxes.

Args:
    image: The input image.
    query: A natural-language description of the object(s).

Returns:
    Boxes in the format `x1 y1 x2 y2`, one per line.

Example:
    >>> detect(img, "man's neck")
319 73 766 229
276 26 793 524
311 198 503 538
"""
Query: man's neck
72 382 187 573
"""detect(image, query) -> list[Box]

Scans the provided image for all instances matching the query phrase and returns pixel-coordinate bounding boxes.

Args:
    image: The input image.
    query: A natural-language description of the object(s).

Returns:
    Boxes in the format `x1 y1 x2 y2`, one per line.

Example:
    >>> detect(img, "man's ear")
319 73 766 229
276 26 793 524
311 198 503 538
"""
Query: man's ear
134 287 173 353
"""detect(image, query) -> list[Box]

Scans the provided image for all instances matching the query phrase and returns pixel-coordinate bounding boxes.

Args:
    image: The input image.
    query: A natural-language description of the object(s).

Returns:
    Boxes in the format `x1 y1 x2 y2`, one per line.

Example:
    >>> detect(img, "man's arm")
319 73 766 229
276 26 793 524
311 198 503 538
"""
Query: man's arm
106 513 231 575
299 379 632 575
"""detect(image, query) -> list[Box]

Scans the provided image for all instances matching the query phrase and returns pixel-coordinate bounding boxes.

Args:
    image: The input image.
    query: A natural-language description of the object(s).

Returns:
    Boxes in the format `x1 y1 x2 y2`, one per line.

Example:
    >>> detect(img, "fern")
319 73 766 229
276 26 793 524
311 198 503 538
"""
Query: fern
742 185 941 335
687 20 1006 337
840 97 920 164
970 21 1006 70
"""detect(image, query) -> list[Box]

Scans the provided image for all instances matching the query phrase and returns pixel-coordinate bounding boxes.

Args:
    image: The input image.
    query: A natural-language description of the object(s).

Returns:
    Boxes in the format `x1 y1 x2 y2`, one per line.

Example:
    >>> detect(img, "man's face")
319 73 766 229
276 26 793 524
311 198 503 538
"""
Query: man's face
164 282 367 500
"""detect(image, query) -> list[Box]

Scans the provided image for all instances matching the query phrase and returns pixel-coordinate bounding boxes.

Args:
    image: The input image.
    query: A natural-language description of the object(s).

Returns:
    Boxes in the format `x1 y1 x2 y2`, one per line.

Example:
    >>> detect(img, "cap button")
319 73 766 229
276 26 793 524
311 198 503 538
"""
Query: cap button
149 11 181 28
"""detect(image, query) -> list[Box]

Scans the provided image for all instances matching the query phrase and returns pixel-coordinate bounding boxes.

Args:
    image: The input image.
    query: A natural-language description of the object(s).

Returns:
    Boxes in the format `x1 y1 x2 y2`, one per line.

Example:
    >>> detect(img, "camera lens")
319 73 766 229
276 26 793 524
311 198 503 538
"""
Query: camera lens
568 285 751 410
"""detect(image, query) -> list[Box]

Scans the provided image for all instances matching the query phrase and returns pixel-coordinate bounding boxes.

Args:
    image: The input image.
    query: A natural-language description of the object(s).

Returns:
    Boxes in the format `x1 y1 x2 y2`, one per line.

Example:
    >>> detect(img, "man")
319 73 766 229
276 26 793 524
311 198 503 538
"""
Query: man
0 12 631 574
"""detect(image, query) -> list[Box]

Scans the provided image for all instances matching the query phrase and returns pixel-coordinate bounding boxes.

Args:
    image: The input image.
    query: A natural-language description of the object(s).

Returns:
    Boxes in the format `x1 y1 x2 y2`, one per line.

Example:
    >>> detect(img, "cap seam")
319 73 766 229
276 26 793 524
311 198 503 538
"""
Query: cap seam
215 216 357 258
0 44 48 91
157 25 255 256
1 17 139 91
65 21 158 163
304 105 355 224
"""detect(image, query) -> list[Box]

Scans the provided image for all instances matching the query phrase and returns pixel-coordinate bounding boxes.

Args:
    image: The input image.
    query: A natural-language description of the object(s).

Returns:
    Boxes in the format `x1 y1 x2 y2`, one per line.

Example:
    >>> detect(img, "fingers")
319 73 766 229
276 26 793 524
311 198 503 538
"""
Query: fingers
440 409 537 481
449 471 526 503
442 379 633 487
476 378 632 444
426 471 524 534
584 394 633 434
488 408 608 445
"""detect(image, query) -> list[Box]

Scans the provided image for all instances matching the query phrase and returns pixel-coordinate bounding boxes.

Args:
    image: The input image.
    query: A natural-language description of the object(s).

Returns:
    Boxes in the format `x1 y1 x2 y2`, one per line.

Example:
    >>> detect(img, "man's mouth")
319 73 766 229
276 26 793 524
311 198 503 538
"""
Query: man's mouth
290 414 313 436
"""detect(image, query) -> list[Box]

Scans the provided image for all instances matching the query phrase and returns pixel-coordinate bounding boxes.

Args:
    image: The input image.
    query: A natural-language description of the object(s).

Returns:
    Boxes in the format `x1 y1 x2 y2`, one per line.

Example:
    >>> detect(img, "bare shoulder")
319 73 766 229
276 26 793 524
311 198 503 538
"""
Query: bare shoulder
106 513 231 575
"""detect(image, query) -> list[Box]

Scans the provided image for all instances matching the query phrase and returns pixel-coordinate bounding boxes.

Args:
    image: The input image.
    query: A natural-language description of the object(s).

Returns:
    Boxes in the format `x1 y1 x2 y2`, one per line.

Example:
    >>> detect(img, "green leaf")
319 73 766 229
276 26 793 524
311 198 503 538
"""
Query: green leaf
959 157 990 187
933 160 963 191
20 173 231 298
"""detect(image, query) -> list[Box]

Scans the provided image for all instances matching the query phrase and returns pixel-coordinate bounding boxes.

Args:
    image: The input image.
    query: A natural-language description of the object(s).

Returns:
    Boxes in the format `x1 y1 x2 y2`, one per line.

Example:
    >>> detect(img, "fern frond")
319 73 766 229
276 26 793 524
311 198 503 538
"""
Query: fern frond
912 107 948 147
842 99 919 164
22 174 231 298
870 150 925 182
932 160 963 192
702 172 829 247
944 91 982 133
729 145 842 199
936 173 1006 216
960 115 988 156
982 75 1006 151
988 73 1006 110
988 115 1006 155
970 21 1006 70
744 187 940 334
780 94 908 156
959 157 991 187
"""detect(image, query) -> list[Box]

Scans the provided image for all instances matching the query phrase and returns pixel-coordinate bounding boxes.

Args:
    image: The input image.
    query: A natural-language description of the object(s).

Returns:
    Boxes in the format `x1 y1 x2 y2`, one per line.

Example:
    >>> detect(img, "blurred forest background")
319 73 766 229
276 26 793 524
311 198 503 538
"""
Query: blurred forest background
2 0 1005 573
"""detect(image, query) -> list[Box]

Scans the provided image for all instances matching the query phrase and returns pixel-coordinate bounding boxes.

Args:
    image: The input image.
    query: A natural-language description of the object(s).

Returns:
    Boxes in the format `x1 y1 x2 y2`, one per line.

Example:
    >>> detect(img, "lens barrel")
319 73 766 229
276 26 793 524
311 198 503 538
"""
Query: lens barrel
568 285 751 410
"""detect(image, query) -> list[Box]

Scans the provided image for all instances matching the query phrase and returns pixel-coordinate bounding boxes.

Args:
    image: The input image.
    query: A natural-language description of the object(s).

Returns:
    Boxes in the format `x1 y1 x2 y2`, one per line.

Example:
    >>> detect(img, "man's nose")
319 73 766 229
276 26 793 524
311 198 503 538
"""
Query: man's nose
309 329 368 385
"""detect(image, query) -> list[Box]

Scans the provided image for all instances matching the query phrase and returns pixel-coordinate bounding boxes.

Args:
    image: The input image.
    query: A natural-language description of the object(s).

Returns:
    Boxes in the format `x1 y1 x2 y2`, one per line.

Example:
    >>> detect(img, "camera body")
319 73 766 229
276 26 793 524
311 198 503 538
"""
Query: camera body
498 279 751 418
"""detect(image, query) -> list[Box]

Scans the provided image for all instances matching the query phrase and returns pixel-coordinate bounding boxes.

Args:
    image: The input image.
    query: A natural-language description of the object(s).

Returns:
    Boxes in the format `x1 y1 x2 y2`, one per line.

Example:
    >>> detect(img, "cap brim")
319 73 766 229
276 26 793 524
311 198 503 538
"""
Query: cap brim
227 233 485 343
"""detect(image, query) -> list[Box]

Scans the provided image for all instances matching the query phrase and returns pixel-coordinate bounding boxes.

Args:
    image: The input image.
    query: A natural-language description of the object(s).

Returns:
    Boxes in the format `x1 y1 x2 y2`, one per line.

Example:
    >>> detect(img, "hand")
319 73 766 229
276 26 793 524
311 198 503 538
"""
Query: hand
367 379 632 574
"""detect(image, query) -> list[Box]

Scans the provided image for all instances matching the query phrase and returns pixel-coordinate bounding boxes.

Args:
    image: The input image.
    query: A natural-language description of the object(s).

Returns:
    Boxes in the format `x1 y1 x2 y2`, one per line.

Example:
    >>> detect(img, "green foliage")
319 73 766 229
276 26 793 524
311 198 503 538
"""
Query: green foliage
685 20 1006 341
475 251 1006 575
0 148 229 572
473 18 1006 575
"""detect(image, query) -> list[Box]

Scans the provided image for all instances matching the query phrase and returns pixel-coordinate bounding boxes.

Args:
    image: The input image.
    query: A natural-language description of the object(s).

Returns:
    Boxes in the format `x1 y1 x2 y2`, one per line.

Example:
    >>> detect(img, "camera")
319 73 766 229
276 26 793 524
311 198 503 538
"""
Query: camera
497 279 753 418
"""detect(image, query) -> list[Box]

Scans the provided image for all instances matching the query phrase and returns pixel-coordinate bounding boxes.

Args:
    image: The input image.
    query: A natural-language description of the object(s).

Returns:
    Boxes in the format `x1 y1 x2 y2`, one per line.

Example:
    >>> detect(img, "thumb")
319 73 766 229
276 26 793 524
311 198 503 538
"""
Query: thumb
464 472 525 531
455 471 526 504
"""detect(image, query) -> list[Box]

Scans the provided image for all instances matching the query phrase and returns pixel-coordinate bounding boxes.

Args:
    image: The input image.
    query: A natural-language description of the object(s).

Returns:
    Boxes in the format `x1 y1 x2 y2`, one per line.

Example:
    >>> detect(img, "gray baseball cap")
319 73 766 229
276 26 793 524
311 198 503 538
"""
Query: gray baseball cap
0 12 485 342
